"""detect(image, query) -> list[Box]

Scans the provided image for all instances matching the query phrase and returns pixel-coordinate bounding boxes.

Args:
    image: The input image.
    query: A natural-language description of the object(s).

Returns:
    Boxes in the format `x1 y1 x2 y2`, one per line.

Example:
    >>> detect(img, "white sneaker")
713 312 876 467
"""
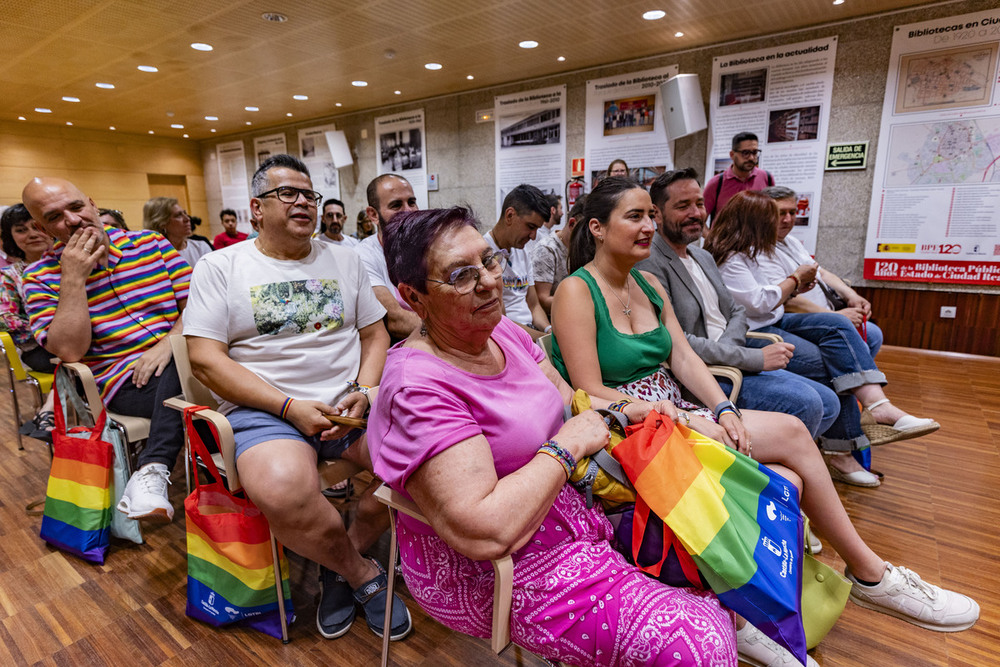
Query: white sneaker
846 563 979 632
806 527 822 555
736 622 817 667
117 463 174 523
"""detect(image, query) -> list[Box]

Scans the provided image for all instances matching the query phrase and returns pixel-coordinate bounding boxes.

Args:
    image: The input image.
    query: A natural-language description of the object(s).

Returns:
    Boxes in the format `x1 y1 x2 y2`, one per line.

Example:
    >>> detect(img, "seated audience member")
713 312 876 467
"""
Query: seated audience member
531 195 585 317
550 177 978 666
707 191 939 448
183 154 410 641
143 197 212 267
22 177 191 522
355 174 421 341
98 208 129 231
0 204 56 439
606 158 630 180
635 169 871 482
213 208 247 249
318 197 359 247
703 131 774 221
353 209 375 240
188 215 214 249
485 184 552 338
762 186 881 355
371 206 738 667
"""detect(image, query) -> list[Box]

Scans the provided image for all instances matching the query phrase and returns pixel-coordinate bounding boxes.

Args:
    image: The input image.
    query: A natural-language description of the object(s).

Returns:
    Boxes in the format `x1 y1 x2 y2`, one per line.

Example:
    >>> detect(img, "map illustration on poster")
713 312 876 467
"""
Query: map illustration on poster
705 37 837 253
864 8 1000 285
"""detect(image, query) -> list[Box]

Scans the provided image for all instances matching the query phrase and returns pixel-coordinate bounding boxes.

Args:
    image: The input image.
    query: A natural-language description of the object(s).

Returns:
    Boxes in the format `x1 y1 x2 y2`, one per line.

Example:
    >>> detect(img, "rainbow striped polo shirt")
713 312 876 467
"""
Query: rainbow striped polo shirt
23 228 191 400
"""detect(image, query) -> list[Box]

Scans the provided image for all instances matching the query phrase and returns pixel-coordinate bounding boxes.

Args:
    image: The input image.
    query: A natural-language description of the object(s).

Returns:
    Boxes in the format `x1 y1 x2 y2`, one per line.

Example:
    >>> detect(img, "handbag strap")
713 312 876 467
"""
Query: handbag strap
184 405 226 491
52 362 108 442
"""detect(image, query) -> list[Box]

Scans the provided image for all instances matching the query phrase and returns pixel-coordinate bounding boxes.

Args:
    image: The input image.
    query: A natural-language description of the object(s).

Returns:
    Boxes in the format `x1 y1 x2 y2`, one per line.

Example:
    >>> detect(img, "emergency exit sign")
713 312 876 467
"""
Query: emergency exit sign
825 142 868 170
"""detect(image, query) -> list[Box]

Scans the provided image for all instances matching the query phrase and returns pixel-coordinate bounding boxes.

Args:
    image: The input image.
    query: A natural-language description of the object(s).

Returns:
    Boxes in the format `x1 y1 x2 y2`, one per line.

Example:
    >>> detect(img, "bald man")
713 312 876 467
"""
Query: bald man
22 177 193 523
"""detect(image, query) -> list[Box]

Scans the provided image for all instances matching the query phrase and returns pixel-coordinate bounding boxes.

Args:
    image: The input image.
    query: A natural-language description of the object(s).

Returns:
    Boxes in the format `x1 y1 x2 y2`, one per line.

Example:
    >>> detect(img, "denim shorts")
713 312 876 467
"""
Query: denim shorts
227 407 363 462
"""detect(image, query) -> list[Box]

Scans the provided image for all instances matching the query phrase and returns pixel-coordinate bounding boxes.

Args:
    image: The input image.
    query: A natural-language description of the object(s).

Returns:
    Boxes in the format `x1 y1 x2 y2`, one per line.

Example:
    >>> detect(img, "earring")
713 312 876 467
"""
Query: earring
419 321 428 337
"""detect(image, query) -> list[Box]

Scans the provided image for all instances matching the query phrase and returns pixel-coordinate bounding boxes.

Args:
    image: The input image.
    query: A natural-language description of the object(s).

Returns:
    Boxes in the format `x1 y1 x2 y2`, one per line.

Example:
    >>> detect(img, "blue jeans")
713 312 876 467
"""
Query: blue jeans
716 369 839 439
750 313 885 456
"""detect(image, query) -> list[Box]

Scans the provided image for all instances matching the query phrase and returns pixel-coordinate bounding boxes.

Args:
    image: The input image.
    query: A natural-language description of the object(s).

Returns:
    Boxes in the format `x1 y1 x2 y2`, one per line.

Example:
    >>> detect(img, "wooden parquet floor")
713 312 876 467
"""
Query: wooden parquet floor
1 345 996 666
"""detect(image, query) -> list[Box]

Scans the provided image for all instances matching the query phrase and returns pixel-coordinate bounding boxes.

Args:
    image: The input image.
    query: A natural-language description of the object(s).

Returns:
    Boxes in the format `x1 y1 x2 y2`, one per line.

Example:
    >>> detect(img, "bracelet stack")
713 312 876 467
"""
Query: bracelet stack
538 439 577 480
279 397 294 419
787 274 801 296
347 380 372 404
608 398 632 412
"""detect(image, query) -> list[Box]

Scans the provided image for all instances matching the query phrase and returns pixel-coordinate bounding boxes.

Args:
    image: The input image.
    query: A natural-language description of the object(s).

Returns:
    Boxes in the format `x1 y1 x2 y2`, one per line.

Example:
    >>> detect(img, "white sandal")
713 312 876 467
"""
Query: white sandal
860 398 939 446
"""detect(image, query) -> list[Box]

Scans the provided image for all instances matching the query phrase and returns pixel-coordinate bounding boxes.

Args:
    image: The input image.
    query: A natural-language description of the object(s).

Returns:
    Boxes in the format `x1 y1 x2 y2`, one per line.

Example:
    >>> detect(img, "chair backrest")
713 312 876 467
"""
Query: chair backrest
0 331 28 382
537 333 553 364
169 335 219 409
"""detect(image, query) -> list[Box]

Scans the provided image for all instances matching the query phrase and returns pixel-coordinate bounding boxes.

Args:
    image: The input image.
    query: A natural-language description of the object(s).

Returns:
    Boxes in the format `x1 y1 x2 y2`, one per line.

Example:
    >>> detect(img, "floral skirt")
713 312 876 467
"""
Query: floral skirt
616 367 716 422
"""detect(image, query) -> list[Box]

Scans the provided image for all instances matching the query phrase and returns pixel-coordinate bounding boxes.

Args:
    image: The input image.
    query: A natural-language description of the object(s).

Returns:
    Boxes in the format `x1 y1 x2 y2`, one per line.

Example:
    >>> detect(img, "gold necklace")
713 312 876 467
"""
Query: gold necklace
592 264 631 317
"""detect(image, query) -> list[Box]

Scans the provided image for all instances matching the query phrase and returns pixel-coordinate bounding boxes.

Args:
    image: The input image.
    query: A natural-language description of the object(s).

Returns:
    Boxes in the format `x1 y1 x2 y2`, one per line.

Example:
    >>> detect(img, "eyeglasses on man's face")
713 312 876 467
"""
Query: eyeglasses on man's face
736 149 761 159
257 186 323 206
426 251 508 295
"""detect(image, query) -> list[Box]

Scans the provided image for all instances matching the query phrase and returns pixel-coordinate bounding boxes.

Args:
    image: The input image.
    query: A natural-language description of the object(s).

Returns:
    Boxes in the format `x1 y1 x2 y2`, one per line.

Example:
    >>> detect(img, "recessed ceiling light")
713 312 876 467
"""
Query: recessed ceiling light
210 128 217 132
245 121 252 125
245 106 259 111
191 42 213 51
183 134 189 138
335 102 342 107
66 121 73 126
394 90 401 95
293 94 308 100
137 65 158 72
643 10 666 20
205 115 218 121
95 82 115 89
833 0 844 4
261 12 287 22
424 63 442 70
109 126 116 130
166 111 175 117
674 31 684 37
352 80 368 87
286 112 293 117
148 130 155 134
17 116 26 121
62 96 80 102
171 124 184 129
466 75 474 80
519 40 538 49
34 108 52 113
557 56 566 62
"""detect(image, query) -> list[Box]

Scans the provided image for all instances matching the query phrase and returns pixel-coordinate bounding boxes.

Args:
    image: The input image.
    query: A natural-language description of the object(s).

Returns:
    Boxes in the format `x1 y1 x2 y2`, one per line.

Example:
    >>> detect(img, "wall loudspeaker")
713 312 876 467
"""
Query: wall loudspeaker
324 130 354 167
659 73 707 140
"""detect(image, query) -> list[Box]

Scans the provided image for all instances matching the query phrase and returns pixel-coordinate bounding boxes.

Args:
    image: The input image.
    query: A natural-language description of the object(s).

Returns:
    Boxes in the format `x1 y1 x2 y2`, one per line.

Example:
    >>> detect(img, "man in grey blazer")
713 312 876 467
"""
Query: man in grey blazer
637 170 840 436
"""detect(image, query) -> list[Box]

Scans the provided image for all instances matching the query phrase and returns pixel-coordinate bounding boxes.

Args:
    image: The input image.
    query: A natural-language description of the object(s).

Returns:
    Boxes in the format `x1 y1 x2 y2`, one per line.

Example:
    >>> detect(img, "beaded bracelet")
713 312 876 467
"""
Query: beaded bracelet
608 398 632 412
279 397 294 420
538 439 576 480
346 380 372 404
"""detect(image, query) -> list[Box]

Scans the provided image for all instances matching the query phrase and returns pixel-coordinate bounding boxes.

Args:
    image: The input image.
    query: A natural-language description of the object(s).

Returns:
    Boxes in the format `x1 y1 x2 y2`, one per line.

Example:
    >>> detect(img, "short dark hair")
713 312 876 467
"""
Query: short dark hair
649 168 701 209
251 154 310 197
323 198 346 213
569 177 644 273
220 208 237 220
189 215 202 229
704 190 779 265
366 173 408 209
566 195 587 225
98 208 127 230
500 184 550 221
382 207 479 293
732 132 759 150
761 186 796 201
1 204 33 260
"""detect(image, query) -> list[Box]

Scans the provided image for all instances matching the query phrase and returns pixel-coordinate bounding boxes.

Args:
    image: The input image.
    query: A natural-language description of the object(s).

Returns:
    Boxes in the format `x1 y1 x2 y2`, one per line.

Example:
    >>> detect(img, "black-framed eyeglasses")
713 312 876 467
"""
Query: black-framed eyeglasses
736 149 761 158
426 251 508 295
257 186 323 205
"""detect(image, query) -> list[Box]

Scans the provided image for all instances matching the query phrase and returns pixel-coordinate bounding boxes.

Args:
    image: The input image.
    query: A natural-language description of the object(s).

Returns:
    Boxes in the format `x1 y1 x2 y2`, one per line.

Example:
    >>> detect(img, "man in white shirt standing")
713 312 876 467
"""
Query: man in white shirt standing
317 197 359 248
485 184 552 339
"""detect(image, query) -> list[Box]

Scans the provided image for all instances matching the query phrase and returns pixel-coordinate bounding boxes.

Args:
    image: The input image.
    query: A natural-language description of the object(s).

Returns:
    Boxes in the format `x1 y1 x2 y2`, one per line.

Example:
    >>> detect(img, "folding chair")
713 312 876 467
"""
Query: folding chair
0 331 53 450
163 334 363 643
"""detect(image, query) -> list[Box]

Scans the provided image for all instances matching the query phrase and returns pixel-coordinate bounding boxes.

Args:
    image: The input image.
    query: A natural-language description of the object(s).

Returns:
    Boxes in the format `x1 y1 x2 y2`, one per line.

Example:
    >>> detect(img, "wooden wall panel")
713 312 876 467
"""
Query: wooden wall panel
856 287 1000 357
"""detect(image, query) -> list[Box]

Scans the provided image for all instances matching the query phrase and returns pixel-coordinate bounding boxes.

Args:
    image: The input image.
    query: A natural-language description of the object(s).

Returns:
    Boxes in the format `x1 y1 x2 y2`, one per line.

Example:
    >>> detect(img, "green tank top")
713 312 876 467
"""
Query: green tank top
552 268 672 387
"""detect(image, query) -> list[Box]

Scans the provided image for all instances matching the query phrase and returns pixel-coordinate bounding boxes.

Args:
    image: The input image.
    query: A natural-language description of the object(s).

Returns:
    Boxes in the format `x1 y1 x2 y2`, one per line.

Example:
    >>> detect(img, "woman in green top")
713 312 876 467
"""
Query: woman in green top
550 177 979 665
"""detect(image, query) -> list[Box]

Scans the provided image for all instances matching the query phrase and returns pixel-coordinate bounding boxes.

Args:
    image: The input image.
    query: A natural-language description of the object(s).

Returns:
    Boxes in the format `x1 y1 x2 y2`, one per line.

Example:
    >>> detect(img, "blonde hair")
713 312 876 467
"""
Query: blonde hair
142 197 178 235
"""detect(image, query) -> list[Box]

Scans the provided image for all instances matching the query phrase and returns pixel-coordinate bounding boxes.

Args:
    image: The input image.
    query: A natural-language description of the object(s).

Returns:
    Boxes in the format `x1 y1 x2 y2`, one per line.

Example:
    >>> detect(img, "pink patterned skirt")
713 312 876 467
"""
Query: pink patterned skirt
616 367 716 422
397 485 736 666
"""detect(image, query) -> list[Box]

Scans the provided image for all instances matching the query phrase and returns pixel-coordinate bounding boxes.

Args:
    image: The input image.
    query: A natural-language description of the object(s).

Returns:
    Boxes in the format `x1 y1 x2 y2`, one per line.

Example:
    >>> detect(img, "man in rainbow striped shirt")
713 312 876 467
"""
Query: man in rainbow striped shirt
22 177 191 523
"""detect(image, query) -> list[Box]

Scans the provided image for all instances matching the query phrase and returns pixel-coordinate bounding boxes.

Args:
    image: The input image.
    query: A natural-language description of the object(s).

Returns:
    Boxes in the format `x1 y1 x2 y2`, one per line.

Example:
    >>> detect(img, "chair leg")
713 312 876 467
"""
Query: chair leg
381 507 400 667
270 532 290 643
8 364 24 450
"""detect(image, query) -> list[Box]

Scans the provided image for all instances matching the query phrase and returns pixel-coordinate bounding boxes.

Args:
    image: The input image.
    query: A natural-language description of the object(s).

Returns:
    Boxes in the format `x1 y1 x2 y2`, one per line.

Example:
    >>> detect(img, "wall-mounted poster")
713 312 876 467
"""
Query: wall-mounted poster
253 133 287 166
375 109 428 209
584 66 678 191
298 124 341 229
864 8 1000 285
494 85 566 218
705 37 837 253
215 140 251 234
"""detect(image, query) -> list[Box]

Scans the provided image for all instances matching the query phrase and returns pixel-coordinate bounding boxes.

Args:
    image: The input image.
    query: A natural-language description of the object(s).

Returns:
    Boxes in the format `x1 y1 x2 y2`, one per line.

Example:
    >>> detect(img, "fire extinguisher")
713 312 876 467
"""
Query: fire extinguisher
566 176 585 207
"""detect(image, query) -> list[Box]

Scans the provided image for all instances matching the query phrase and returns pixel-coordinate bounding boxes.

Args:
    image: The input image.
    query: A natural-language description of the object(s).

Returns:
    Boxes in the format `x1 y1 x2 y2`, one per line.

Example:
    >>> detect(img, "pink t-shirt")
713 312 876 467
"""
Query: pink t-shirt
370 317 564 528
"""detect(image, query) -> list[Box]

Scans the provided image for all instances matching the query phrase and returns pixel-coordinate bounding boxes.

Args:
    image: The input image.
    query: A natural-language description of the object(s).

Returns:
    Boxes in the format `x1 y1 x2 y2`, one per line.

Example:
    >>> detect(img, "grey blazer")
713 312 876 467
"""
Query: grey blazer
637 234 765 372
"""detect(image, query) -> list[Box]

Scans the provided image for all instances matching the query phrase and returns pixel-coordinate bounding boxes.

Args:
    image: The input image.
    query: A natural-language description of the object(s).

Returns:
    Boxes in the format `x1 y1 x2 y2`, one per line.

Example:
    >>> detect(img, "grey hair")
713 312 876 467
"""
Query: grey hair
251 154 310 197
761 185 796 201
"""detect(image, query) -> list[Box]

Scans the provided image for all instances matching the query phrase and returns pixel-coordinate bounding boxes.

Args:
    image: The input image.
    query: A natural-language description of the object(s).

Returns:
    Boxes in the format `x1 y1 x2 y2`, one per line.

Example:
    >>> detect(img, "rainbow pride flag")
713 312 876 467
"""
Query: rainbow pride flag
40 429 114 564
613 411 806 665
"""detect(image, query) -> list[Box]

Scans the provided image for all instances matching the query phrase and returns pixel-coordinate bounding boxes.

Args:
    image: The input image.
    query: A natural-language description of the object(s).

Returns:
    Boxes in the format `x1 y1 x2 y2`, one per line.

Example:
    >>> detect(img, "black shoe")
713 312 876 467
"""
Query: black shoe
317 566 355 639
352 557 412 641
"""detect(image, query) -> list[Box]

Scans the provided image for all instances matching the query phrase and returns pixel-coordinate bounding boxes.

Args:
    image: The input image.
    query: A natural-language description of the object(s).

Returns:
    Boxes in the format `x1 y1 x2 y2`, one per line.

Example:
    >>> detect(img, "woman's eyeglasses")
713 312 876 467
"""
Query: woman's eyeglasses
426 251 508 295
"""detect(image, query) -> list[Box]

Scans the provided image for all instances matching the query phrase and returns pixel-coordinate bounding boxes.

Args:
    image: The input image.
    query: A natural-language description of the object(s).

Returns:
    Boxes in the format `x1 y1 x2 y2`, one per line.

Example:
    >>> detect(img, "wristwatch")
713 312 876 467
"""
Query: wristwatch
713 400 742 420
